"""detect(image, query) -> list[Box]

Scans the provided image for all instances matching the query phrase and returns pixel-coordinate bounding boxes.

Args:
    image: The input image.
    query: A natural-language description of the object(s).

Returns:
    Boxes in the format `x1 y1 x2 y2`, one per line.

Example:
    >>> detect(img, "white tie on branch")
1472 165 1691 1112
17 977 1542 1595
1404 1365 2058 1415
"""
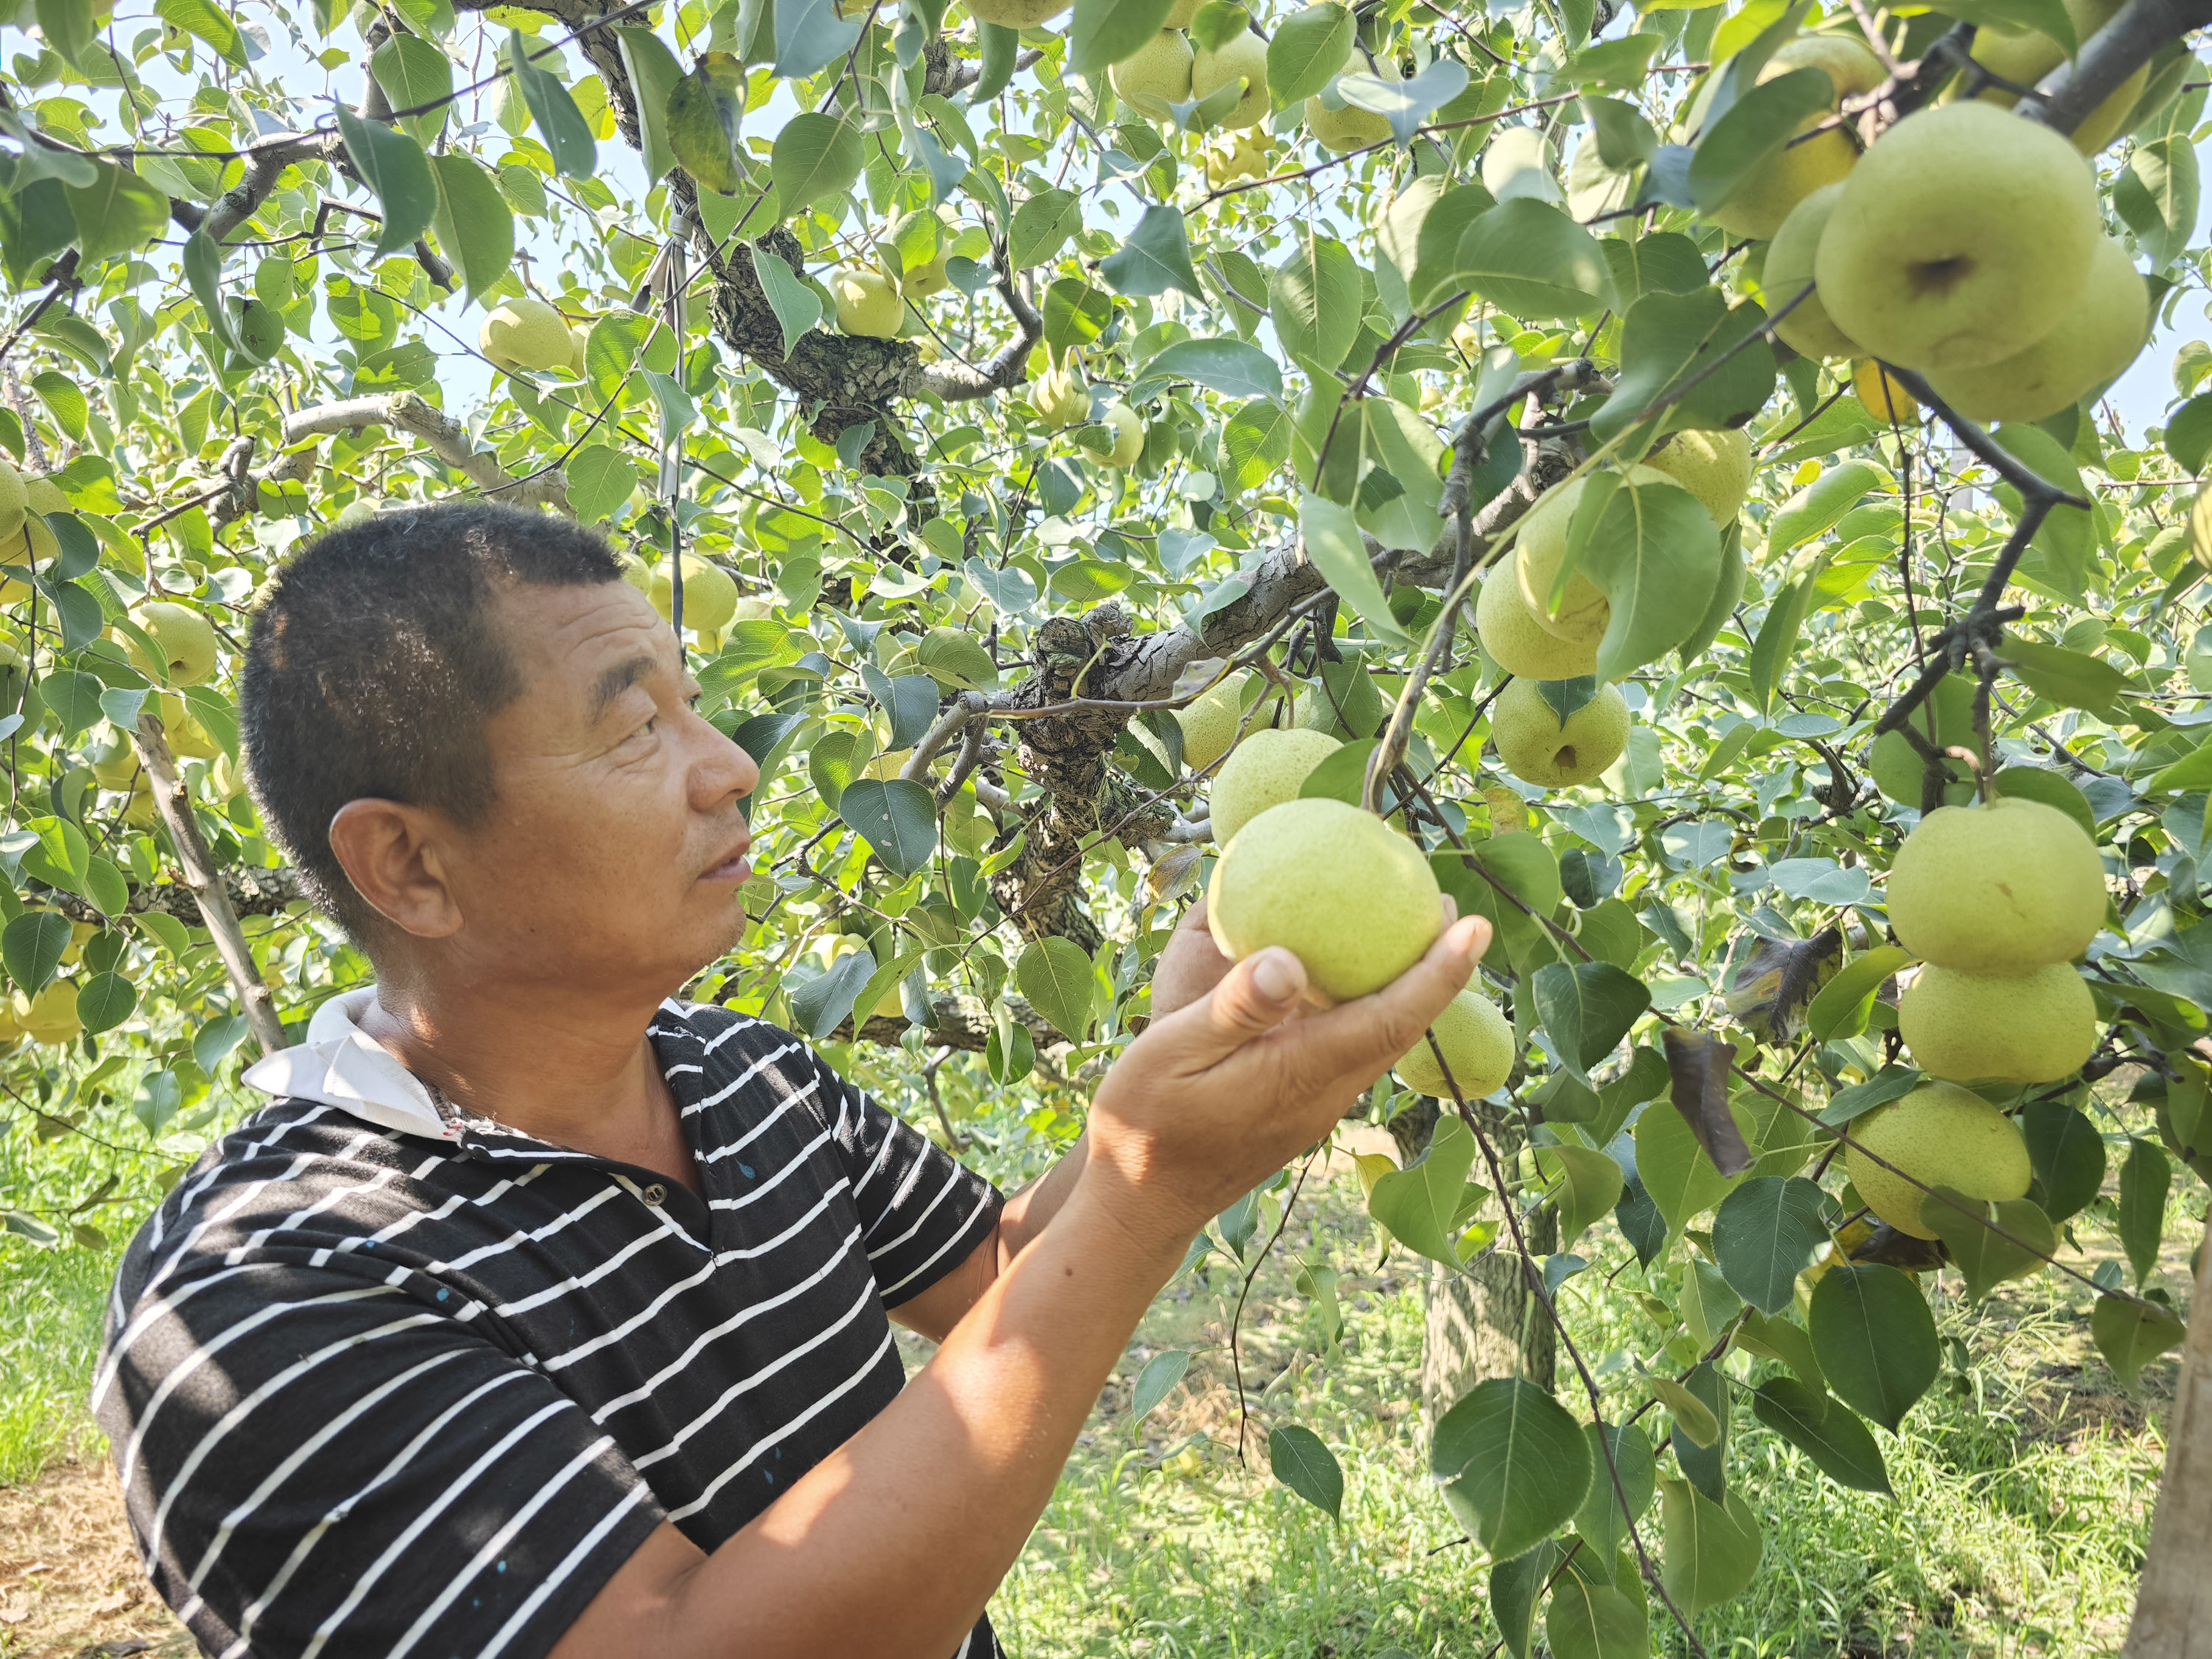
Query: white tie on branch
282 394 570 511
132 714 288 1059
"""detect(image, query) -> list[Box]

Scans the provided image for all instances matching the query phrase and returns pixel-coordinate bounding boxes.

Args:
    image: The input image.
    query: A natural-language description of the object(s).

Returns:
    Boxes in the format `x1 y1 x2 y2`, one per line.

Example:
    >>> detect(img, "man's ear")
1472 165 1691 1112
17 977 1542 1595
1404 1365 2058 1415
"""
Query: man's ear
327 799 464 939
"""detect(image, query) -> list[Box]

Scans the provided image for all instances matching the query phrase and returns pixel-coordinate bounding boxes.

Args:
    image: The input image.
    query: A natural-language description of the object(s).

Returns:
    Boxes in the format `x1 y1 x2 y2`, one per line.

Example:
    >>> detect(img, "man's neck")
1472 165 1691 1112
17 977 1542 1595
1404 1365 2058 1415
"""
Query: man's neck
355 975 703 1194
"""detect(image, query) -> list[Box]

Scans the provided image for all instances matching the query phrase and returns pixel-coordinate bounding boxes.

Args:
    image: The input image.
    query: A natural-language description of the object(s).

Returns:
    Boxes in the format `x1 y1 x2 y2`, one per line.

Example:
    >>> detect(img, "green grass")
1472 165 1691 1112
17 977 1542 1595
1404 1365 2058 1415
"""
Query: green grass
0 1239 122 1485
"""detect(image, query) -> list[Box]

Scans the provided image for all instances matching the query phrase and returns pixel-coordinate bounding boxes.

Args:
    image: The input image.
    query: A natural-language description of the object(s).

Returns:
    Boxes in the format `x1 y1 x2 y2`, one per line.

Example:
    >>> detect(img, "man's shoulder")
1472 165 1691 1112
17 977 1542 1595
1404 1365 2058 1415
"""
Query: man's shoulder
650 1000 822 1078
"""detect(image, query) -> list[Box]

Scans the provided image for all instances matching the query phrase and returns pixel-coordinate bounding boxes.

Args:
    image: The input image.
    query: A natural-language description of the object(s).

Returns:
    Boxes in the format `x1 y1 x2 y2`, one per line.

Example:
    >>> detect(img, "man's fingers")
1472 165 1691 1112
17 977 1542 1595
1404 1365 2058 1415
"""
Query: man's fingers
1158 945 1306 1063
1281 915 1491 1082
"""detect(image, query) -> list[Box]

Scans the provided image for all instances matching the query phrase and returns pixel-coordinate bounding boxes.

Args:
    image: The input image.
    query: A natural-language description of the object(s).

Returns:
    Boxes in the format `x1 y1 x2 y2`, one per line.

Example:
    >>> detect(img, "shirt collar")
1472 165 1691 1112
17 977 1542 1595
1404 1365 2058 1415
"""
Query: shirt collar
240 987 461 1142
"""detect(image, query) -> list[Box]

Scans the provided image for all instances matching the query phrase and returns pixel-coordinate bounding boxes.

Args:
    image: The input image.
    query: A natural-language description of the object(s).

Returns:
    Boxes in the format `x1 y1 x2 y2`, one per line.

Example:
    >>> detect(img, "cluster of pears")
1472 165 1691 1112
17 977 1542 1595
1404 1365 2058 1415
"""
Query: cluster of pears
830 205 981 341
479 297 589 378
1106 0 1271 131
620 550 753 644
1192 696 1517 1099
1843 797 2107 1237
1029 350 1145 467
0 460 72 580
1475 429 1751 789
0 921 105 1048
1750 49 2148 424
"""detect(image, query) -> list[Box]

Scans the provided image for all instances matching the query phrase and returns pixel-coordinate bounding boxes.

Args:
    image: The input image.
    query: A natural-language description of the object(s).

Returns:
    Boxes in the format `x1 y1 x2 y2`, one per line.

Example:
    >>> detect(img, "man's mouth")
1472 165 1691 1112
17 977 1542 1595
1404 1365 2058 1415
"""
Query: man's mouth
701 839 753 883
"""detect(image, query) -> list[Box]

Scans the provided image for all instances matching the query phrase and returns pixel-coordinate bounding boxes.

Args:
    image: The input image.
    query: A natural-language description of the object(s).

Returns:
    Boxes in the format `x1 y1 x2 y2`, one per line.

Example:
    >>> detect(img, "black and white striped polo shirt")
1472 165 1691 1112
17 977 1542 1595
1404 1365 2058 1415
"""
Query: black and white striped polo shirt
94 990 1005 1658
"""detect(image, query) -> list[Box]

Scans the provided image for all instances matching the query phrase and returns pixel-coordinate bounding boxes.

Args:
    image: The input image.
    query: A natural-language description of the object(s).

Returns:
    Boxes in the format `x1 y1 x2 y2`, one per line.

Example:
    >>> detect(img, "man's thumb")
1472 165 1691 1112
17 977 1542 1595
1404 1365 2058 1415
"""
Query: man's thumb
1194 947 1306 1051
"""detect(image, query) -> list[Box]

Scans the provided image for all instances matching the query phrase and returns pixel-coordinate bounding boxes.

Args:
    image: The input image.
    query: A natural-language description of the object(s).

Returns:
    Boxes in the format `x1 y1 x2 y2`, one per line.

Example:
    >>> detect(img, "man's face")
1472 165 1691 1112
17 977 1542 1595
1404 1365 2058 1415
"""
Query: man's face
436 578 759 998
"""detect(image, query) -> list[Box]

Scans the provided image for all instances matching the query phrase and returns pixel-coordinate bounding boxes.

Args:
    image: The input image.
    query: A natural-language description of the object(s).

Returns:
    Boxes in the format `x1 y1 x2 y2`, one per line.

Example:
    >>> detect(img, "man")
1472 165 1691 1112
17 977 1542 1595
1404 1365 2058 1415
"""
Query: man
97 501 1485 1658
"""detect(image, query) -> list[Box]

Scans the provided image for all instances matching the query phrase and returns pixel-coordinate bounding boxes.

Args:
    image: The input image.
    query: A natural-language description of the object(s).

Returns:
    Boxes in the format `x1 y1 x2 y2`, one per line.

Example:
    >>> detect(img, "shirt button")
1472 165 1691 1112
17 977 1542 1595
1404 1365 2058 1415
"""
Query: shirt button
641 1183 667 1206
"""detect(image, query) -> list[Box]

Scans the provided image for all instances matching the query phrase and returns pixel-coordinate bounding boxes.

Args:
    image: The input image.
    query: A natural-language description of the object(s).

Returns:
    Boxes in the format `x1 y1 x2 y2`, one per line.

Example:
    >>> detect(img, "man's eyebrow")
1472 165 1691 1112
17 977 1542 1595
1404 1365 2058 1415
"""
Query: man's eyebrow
588 654 658 723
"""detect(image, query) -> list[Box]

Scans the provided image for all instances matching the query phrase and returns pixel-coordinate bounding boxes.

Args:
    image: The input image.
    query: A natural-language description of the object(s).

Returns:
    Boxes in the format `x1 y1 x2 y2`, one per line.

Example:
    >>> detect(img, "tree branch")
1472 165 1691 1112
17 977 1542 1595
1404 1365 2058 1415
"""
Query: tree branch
2024 0 2212 133
202 131 342 246
282 393 570 510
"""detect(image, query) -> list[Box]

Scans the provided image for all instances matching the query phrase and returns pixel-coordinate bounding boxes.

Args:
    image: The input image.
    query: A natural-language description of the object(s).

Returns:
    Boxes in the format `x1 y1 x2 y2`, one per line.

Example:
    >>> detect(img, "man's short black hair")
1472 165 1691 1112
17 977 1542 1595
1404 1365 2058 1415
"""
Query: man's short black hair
242 501 624 936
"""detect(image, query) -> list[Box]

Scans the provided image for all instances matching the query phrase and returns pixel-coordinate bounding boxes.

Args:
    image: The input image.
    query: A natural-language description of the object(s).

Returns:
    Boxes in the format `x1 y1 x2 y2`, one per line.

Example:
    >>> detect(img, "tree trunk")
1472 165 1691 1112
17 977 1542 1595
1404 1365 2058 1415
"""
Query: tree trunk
2123 1231 2212 1658
1387 1097 1560 1425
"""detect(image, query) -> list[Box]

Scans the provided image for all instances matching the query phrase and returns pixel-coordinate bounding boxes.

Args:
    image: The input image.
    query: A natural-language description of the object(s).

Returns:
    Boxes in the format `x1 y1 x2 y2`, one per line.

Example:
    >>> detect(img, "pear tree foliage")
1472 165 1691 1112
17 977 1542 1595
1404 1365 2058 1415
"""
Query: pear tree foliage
5 0 2212 1638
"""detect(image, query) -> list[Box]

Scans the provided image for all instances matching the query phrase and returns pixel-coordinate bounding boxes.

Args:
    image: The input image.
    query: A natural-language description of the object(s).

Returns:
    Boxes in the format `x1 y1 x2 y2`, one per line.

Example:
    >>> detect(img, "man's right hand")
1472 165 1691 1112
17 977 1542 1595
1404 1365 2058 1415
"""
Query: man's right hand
1080 908 1490 1252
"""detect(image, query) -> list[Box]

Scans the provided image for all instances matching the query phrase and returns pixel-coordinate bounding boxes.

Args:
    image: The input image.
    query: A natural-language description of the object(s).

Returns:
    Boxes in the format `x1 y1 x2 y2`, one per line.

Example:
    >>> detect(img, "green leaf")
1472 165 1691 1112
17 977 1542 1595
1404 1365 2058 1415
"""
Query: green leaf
1747 552 1829 717
1009 188 1082 269
372 32 454 142
2 911 71 995
1099 203 1205 299
2021 1099 2104 1225
74 970 135 1034
1268 2 1354 103
1649 1372 1721 1447
1043 279 1113 354
1924 0 2075 52
1765 459 1881 555
1568 471 1725 683
615 27 685 184
774 0 863 80
1750 1377 1890 1492
1455 198 1613 320
1431 1377 1593 1562
1573 1420 1657 1561
2118 1137 2171 1287
771 114 863 215
1999 637 2127 719
1992 765 2095 838
2116 135 2199 269
1660 1479 1763 1615
1736 1307 1826 1391
131 1069 182 1137
36 0 97 69
1633 1091 1753 1236
507 30 597 178
337 109 439 256
1269 237 1360 372
1140 337 1284 403
1537 1144 1625 1248
836 777 939 877
1545 1573 1646 1659
1688 67 1833 212
154 0 246 63
1993 423 2092 602
665 51 748 194
1807 1263 1938 1433
1529 960 1651 1087
1367 1114 1480 1266
82 855 128 919
1336 55 1468 145
1070 0 1175 72
566 444 639 525
790 945 874 1039
428 154 513 302
1298 490 1412 647
2091 1293 2185 1394
1015 935 1094 1040
1131 1349 1189 1420
2165 392 2212 474
751 248 822 356
1804 945 1910 1043
1916 1187 2056 1301
63 163 169 263
29 371 86 442
192 1012 249 1077
1267 1424 1343 1518
1712 1175 1832 1314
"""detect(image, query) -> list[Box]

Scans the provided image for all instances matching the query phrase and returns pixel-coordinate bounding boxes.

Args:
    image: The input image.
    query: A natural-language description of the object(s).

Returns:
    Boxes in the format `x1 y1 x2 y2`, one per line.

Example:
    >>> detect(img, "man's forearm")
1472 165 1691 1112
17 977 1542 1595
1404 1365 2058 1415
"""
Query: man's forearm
627 1169 1186 1658
997 1133 1088 1263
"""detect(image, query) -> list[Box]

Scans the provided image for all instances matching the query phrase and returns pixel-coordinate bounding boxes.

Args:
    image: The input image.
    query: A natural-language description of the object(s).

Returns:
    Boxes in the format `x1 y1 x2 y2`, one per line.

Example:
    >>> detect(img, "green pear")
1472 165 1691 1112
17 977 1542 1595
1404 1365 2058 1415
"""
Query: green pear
1208 726 1341 845
1474 569 1599 681
1102 403 1145 468
133 602 219 686
479 297 573 373
1640 428 1753 527
1923 234 2147 422
831 265 904 338
1961 0 2149 155
648 554 740 634
1208 797 1442 1002
1033 358 1092 429
1764 183 1860 360
1307 56 1396 153
1395 987 1515 1099
1899 961 2096 1084
1845 1080 2031 1238
1177 678 1245 773
1490 678 1630 789
1706 35 1883 238
1514 465 1672 644
0 453 23 543
1193 29 1271 128
1163 0 1196 24
1887 796 2107 974
1814 102 2099 372
1111 29 1193 119
967 0 1069 24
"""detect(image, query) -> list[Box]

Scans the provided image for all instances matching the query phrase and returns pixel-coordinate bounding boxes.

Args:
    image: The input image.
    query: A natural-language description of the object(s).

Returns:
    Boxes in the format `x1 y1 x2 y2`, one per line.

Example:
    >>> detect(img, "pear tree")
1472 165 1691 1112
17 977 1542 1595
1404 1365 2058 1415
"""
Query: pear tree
8 0 2212 1644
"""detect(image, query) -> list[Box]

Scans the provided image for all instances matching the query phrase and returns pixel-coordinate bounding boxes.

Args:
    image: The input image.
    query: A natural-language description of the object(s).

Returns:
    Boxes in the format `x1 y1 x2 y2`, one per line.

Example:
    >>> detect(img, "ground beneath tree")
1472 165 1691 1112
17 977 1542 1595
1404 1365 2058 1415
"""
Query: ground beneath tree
0 1458 188 1659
